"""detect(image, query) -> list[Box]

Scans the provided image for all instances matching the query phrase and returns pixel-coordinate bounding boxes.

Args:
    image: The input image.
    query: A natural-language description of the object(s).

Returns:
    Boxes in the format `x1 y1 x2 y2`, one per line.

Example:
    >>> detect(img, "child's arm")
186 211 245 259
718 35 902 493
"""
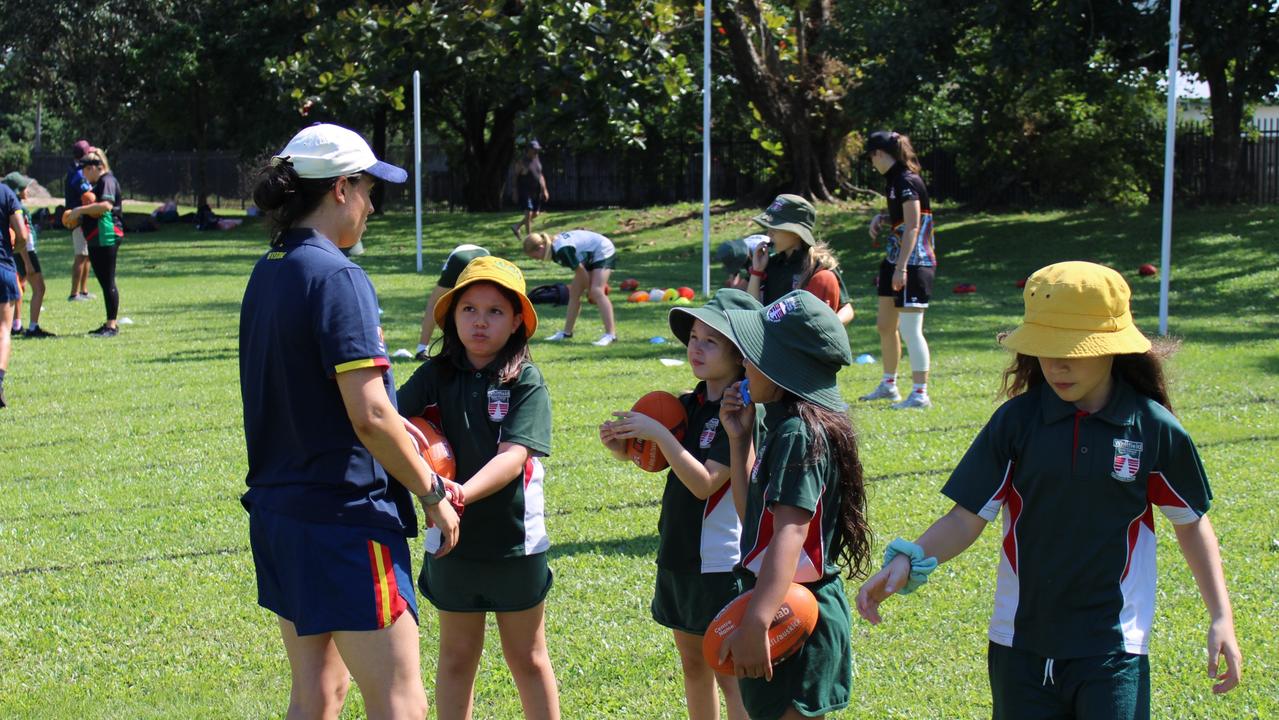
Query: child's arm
720 504 811 680
856 503 986 624
1173 515 1242 694
461 441 532 502
745 243 768 300
719 381 755 519
607 411 727 499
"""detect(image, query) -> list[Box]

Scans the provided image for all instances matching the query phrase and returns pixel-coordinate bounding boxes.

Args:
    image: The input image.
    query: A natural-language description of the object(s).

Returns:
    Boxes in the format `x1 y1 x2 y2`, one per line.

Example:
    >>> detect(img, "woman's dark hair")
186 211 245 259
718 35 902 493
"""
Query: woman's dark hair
893 133 922 175
432 281 532 385
252 161 346 242
999 341 1179 412
775 393 872 580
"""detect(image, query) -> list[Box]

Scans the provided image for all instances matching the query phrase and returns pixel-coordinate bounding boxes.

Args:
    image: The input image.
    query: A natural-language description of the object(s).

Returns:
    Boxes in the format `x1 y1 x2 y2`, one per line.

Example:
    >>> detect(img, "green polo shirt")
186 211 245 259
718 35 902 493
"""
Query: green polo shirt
657 383 742 574
739 409 843 584
761 248 852 308
942 377 1212 658
398 357 553 559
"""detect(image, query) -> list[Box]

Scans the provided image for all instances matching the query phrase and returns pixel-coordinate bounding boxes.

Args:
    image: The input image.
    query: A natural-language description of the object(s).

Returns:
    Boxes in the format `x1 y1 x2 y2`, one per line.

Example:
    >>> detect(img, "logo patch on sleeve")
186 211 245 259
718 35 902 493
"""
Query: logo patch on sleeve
487 388 511 422
1111 439 1143 481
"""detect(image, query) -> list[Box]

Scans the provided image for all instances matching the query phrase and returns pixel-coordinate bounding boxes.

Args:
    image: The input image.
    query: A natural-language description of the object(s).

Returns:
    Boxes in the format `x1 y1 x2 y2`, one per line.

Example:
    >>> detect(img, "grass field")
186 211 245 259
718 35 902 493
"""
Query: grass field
1 200 1276 719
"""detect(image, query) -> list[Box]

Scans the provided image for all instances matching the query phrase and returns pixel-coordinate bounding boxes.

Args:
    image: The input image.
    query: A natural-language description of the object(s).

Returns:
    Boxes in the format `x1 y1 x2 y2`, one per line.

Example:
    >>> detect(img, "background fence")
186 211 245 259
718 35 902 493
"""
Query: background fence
26 120 1279 209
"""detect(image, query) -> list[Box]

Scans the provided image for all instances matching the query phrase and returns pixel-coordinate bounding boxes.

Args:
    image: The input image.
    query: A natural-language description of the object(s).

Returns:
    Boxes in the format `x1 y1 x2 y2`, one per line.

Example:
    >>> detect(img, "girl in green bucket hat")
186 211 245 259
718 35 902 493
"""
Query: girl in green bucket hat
599 288 762 720
745 194 855 326
715 290 872 720
858 261 1242 718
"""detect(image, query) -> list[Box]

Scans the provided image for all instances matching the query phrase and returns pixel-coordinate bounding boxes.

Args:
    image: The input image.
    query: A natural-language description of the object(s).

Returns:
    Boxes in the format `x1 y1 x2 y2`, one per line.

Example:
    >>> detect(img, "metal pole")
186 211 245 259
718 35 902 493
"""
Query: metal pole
1158 0 1180 336
701 1 712 298
414 70 424 273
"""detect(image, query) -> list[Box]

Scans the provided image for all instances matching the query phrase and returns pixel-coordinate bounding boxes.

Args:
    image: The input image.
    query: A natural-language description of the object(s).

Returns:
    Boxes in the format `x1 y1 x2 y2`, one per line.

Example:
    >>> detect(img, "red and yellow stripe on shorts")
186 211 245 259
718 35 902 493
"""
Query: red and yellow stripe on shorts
367 540 408 628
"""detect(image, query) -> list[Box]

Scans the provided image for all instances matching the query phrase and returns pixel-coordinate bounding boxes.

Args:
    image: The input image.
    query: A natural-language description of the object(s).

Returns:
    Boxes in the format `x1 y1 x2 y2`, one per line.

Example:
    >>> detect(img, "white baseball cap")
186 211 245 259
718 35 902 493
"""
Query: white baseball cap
272 123 408 183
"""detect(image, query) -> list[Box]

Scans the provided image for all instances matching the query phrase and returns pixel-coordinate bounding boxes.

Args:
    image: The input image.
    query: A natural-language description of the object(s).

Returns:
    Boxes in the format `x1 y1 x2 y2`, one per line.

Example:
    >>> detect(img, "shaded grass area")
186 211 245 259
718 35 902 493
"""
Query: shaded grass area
0 203 1275 718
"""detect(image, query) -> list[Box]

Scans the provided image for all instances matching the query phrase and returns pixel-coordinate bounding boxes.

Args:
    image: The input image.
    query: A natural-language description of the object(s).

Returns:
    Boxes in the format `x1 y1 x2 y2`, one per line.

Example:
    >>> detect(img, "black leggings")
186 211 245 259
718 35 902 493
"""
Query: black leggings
87 244 120 321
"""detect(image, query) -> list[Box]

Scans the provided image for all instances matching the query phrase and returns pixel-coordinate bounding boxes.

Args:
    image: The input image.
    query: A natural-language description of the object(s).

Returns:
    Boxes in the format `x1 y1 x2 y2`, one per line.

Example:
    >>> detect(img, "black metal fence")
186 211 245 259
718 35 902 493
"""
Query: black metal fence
24 120 1279 209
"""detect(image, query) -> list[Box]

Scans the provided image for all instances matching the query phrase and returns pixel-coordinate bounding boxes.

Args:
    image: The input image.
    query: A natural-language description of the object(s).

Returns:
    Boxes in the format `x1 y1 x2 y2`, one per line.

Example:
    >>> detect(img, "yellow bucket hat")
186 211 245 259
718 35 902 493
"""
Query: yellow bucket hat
1000 261 1151 358
433 255 538 338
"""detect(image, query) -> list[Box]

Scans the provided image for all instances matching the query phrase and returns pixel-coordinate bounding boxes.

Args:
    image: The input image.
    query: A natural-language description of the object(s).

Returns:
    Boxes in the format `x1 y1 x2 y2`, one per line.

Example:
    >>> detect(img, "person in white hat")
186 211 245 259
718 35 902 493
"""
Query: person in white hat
239 123 458 720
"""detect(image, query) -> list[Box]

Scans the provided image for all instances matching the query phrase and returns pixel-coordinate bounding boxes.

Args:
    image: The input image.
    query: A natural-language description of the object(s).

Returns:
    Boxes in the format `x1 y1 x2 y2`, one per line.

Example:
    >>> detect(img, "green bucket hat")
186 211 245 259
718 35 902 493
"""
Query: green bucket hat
668 288 762 346
2 172 33 192
722 290 852 411
752 194 816 246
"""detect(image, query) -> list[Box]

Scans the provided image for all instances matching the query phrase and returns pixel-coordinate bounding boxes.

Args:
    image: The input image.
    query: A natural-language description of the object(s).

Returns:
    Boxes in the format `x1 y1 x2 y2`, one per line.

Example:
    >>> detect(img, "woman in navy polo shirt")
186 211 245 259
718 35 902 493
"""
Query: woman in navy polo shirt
240 124 460 720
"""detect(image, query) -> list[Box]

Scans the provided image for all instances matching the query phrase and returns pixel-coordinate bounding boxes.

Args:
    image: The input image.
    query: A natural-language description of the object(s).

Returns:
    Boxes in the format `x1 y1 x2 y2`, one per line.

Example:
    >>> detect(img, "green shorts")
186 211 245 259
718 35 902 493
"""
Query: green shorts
438 245 490 288
582 253 616 272
650 567 742 635
419 552 552 613
988 642 1150 720
737 575 851 720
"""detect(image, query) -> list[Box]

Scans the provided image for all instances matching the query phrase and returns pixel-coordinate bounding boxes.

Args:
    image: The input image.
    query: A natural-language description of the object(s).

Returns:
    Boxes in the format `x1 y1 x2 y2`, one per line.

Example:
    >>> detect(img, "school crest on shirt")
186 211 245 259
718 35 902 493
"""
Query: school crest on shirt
1111 439 1144 482
487 388 511 422
699 418 720 449
766 296 800 322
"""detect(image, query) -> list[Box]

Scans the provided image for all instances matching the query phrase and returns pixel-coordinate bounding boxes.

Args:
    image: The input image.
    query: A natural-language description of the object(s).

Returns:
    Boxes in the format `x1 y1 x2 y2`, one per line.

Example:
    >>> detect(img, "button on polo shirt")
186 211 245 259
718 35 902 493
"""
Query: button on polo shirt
240 228 415 535
398 358 552 559
942 377 1212 658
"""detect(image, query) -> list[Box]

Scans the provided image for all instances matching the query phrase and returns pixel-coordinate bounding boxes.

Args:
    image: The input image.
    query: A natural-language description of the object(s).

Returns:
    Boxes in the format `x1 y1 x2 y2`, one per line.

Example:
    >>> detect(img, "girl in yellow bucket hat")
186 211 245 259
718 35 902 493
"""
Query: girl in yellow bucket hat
857 261 1242 719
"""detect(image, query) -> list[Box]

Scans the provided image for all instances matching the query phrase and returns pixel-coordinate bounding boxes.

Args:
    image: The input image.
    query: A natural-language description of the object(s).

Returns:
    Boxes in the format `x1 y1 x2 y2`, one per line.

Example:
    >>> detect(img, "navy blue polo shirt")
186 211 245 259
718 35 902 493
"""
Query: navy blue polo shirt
0 184 19 269
942 377 1211 658
239 227 416 535
65 164 91 208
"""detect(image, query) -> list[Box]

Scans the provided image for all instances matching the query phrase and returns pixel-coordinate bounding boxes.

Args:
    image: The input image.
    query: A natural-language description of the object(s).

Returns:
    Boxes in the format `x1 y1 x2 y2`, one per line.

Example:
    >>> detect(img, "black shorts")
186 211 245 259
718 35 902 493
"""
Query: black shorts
518 192 543 213
876 259 934 308
15 252 40 277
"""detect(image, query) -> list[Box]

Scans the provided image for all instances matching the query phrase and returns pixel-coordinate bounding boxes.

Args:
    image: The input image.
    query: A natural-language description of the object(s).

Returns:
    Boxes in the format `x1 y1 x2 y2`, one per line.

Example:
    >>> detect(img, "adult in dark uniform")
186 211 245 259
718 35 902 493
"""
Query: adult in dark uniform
0 181 31 408
65 139 94 300
510 139 549 241
239 123 459 720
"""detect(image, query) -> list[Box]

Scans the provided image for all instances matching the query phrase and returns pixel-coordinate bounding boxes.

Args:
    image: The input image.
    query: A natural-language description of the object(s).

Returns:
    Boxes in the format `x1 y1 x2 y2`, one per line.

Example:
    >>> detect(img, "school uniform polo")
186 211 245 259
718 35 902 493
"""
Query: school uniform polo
0 184 19 272
239 227 416 535
550 230 616 271
760 248 852 311
738 410 852 720
438 244 489 288
883 163 935 267
397 357 552 559
942 377 1212 660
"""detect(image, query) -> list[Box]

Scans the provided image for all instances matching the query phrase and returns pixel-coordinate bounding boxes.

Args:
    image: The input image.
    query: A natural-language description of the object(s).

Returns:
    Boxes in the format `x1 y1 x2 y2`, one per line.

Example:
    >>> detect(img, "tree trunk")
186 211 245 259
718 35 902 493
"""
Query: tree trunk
1203 64 1244 204
459 91 522 211
714 0 850 202
193 79 209 208
371 104 388 214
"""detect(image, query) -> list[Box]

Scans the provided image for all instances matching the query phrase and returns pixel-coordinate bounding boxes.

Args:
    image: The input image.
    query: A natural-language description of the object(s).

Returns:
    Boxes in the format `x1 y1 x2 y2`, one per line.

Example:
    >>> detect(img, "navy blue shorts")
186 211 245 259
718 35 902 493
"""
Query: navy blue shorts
248 506 418 636
0 264 20 303
519 193 543 213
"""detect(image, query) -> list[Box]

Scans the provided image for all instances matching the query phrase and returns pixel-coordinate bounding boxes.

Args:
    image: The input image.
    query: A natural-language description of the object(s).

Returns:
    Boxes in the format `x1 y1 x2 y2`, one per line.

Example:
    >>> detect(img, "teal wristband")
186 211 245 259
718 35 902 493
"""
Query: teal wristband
882 538 938 595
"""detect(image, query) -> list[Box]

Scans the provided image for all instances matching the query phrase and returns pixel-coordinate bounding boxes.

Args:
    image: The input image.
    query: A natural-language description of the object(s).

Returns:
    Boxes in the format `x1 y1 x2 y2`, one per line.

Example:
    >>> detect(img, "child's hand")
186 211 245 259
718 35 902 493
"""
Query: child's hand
598 421 627 454
1207 617 1242 693
855 553 911 624
719 381 756 440
720 616 773 681
868 212 884 239
608 411 666 442
749 242 770 273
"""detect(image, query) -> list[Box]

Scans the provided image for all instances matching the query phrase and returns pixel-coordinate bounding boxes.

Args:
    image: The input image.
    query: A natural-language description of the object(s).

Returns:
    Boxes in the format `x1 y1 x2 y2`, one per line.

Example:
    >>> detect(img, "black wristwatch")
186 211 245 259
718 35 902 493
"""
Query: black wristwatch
418 473 447 505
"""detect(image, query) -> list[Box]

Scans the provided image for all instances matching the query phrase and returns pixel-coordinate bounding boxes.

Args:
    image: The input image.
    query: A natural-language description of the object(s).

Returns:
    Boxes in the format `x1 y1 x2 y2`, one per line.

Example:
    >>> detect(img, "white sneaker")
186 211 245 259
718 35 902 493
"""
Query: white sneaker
591 333 617 347
891 391 933 409
859 381 901 402
545 331 572 342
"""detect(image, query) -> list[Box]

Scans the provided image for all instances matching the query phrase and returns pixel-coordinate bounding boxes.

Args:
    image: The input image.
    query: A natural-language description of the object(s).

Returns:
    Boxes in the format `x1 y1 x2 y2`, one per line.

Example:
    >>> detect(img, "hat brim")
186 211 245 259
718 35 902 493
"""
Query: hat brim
668 306 732 346
366 160 408 184
750 215 814 246
1000 322 1151 358
434 278 538 339
722 308 846 411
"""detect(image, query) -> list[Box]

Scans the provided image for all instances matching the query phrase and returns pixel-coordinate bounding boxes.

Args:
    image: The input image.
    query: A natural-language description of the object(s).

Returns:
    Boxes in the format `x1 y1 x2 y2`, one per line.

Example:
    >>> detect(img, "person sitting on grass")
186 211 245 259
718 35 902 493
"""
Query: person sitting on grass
523 229 617 347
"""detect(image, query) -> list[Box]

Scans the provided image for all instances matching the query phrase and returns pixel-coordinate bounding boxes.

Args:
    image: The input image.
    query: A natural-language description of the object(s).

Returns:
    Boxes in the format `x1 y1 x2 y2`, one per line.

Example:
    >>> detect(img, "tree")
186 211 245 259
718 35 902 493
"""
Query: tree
1174 0 1279 203
713 0 856 201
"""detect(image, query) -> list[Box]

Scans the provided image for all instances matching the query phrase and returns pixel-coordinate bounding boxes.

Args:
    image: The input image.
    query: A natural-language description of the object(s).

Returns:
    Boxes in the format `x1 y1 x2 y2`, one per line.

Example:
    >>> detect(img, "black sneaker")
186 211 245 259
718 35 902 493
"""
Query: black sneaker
0 383 6 408
88 324 119 337
68 294 78 302
414 350 430 361
24 327 56 338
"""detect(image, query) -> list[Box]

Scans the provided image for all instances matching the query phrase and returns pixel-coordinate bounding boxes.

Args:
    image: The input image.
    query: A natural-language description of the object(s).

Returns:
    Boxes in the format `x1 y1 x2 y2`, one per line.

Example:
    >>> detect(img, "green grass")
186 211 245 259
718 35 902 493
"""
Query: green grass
1 202 1276 718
